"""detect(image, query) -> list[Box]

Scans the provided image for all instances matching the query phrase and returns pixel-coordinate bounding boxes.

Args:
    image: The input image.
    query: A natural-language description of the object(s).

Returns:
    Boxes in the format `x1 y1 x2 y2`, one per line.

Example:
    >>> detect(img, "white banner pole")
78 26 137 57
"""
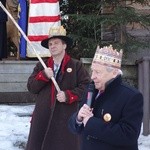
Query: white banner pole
0 2 61 92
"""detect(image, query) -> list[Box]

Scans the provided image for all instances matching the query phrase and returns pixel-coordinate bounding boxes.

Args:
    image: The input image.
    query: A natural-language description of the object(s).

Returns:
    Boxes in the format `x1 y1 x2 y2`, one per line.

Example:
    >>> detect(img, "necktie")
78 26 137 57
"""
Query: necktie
54 64 60 78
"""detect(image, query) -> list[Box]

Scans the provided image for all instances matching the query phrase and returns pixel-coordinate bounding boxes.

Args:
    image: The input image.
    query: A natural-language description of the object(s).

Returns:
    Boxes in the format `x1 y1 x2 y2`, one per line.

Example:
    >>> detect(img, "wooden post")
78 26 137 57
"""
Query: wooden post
137 57 150 136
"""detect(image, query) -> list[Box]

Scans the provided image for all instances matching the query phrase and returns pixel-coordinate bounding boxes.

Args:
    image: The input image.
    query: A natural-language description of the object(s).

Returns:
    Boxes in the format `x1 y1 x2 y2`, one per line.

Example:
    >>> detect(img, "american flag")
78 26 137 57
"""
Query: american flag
27 0 61 57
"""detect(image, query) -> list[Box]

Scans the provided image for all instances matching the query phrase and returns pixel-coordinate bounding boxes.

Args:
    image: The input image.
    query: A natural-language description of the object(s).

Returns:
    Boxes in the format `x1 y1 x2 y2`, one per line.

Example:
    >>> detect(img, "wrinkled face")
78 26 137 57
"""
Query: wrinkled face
48 38 67 57
91 63 117 91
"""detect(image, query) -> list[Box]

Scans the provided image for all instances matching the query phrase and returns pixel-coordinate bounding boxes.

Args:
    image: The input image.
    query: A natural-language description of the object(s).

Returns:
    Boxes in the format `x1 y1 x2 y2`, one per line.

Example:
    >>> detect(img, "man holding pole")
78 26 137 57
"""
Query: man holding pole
26 26 91 150
0 1 88 149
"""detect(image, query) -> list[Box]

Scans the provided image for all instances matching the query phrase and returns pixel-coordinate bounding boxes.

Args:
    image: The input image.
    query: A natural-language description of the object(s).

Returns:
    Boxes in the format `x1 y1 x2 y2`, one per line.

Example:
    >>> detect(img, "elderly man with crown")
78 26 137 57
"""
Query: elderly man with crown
68 45 143 150
26 26 91 150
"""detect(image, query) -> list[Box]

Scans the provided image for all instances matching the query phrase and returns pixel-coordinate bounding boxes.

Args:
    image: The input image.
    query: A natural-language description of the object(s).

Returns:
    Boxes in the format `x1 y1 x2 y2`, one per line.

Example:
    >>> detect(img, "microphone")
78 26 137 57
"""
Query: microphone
86 81 95 107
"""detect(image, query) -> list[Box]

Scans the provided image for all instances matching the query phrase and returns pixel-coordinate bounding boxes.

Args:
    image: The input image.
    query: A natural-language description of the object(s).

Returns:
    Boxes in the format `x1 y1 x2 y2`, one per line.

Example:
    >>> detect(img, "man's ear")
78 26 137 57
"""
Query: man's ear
113 68 118 77
63 44 67 50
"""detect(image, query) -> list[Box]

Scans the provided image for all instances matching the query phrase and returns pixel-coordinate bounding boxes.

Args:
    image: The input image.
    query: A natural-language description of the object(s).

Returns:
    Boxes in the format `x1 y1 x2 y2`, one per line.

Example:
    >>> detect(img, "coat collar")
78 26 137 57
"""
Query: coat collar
104 75 122 93
92 75 122 101
47 53 71 74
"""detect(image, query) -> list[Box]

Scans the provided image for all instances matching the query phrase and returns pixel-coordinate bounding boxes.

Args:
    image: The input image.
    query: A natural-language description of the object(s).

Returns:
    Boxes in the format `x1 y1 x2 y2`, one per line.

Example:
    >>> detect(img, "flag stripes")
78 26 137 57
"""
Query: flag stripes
29 16 60 23
29 2 60 17
27 0 60 57
27 22 56 35
28 35 48 41
31 0 59 3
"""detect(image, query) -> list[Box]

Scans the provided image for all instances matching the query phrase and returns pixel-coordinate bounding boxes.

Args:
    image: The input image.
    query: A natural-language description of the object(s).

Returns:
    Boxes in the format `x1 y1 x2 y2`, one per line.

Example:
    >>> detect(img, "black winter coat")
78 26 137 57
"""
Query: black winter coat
68 75 143 150
0 0 7 22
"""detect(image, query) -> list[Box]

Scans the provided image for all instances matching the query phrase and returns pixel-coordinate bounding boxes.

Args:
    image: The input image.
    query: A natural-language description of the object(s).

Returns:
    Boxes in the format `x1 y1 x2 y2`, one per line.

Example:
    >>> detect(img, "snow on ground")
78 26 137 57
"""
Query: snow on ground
0 104 150 150
0 104 34 150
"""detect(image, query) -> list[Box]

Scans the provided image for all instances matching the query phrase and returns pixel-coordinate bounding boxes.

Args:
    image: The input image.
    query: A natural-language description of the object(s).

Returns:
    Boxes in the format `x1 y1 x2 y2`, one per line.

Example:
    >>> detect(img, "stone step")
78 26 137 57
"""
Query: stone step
0 60 38 103
0 60 37 92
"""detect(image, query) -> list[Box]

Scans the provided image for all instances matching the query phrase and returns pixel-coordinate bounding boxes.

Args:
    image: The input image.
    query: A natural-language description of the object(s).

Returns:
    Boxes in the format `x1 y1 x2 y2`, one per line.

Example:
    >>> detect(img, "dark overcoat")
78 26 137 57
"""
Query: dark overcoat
0 0 7 59
0 0 7 22
26 54 91 150
68 75 143 150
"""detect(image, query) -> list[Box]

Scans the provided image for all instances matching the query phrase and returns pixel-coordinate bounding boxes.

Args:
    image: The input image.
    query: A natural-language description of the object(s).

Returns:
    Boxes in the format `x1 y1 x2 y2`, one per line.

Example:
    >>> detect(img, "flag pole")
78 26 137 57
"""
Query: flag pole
0 1 61 92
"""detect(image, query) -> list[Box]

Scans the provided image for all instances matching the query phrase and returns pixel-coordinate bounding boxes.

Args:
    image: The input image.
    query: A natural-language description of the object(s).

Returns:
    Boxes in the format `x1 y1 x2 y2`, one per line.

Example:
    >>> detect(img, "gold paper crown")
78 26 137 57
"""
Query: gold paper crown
93 45 123 69
49 26 66 37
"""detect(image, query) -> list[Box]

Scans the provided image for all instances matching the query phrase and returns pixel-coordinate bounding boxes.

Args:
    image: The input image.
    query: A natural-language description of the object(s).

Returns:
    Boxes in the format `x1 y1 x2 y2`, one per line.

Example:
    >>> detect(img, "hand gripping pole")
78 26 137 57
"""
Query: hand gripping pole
0 2 61 92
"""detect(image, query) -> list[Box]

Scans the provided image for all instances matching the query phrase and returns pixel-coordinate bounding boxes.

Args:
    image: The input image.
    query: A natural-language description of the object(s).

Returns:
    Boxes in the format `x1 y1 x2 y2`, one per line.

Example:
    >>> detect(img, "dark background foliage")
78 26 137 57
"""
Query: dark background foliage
60 0 150 59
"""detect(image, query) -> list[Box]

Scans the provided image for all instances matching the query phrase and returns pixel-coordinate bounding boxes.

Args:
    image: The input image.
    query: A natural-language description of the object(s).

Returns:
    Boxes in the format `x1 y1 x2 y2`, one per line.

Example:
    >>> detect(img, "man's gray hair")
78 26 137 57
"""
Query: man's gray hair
118 69 123 75
106 66 123 75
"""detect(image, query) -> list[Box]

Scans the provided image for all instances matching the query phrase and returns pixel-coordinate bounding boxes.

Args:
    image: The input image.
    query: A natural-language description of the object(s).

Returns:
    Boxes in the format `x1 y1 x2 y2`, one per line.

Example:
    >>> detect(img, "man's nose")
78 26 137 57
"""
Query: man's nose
91 73 95 80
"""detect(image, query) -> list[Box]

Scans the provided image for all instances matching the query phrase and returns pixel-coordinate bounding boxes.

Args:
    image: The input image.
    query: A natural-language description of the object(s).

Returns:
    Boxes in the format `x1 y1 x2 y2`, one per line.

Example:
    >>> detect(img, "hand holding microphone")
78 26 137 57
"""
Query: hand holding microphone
77 104 93 126
77 82 95 126
86 81 95 107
